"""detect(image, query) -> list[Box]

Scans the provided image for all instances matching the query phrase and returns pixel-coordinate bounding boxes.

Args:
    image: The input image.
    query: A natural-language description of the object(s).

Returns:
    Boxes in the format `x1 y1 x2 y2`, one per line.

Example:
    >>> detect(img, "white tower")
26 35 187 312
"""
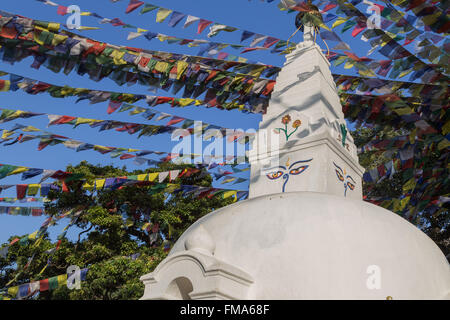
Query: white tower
249 24 364 199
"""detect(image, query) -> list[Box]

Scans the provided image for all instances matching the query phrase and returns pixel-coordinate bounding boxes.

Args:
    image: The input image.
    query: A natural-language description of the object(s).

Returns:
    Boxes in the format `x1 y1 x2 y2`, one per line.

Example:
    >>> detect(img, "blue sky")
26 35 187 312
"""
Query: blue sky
0 0 385 244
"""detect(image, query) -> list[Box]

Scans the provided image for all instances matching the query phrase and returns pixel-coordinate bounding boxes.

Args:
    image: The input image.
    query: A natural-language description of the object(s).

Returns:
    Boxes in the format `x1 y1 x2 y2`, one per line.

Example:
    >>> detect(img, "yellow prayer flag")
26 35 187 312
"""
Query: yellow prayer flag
176 61 189 80
437 138 450 151
403 178 416 192
157 34 170 42
165 184 179 193
344 61 355 69
28 230 38 240
9 167 28 176
137 28 148 33
332 17 348 29
82 182 94 191
110 50 126 65
51 34 68 46
154 61 169 73
156 8 173 23
1 130 14 139
57 274 68 286
357 68 376 77
22 126 40 132
129 107 147 115
399 196 410 211
148 173 159 182
77 26 100 31
178 98 195 107
95 179 105 189
223 190 237 201
318 22 331 31
248 66 266 78
75 118 100 127
27 184 40 196
47 23 60 32
34 237 43 248
137 174 148 181
8 286 18 297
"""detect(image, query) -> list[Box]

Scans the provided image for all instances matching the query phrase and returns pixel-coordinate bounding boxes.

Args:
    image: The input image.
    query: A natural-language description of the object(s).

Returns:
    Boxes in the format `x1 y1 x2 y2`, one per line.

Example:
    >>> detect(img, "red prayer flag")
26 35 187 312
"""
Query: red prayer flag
49 116 77 126
119 154 136 160
40 279 49 292
166 116 185 126
352 24 366 37
16 184 28 199
0 80 8 91
263 37 279 48
62 181 69 193
125 0 144 14
57 5 68 15
107 101 122 114
197 19 213 34
322 4 337 12
0 26 18 39
262 81 276 96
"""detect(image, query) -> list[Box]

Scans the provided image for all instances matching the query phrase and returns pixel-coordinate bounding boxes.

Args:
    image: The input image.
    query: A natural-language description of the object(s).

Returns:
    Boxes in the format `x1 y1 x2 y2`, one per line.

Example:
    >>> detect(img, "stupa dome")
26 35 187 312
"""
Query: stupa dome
168 192 450 299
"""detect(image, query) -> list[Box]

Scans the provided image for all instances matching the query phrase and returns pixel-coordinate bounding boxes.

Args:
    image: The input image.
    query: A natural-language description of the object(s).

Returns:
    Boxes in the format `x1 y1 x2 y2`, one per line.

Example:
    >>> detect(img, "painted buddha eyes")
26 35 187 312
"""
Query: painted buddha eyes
265 159 313 193
290 166 308 175
335 170 344 181
333 162 356 197
267 171 284 180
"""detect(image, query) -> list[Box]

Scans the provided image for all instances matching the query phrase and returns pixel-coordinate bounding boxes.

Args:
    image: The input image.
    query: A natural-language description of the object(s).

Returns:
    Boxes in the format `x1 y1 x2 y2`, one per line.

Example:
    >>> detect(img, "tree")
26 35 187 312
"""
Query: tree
352 127 449 261
0 161 235 300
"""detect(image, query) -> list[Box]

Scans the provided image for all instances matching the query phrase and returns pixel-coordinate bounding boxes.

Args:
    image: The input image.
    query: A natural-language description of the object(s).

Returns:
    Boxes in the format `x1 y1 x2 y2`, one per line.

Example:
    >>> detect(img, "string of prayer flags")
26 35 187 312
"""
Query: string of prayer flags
0 197 47 203
0 206 45 216
0 9 281 79
0 70 269 114
1 123 253 165
112 0 288 46
0 107 256 144
376 0 450 34
36 0 273 59
323 0 449 83
2 268 88 299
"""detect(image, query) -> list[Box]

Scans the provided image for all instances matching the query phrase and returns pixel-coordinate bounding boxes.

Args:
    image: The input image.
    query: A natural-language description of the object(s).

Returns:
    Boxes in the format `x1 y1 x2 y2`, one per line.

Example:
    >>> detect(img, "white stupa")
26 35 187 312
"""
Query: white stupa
140 25 450 300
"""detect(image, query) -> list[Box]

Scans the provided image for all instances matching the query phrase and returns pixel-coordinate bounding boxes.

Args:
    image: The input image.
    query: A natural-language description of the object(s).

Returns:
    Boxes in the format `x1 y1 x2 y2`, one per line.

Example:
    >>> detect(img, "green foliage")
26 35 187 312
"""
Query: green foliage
351 127 449 260
0 161 234 299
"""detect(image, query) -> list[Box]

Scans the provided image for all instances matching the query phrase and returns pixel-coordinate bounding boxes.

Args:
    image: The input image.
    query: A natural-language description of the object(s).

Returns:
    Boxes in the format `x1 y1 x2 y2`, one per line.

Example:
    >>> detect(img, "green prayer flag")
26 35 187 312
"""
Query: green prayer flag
48 276 59 290
140 4 158 14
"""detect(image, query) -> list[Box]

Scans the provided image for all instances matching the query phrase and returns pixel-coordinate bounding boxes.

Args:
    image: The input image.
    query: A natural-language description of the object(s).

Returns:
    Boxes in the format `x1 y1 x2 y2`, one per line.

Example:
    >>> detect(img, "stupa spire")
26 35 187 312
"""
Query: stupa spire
248 21 364 199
